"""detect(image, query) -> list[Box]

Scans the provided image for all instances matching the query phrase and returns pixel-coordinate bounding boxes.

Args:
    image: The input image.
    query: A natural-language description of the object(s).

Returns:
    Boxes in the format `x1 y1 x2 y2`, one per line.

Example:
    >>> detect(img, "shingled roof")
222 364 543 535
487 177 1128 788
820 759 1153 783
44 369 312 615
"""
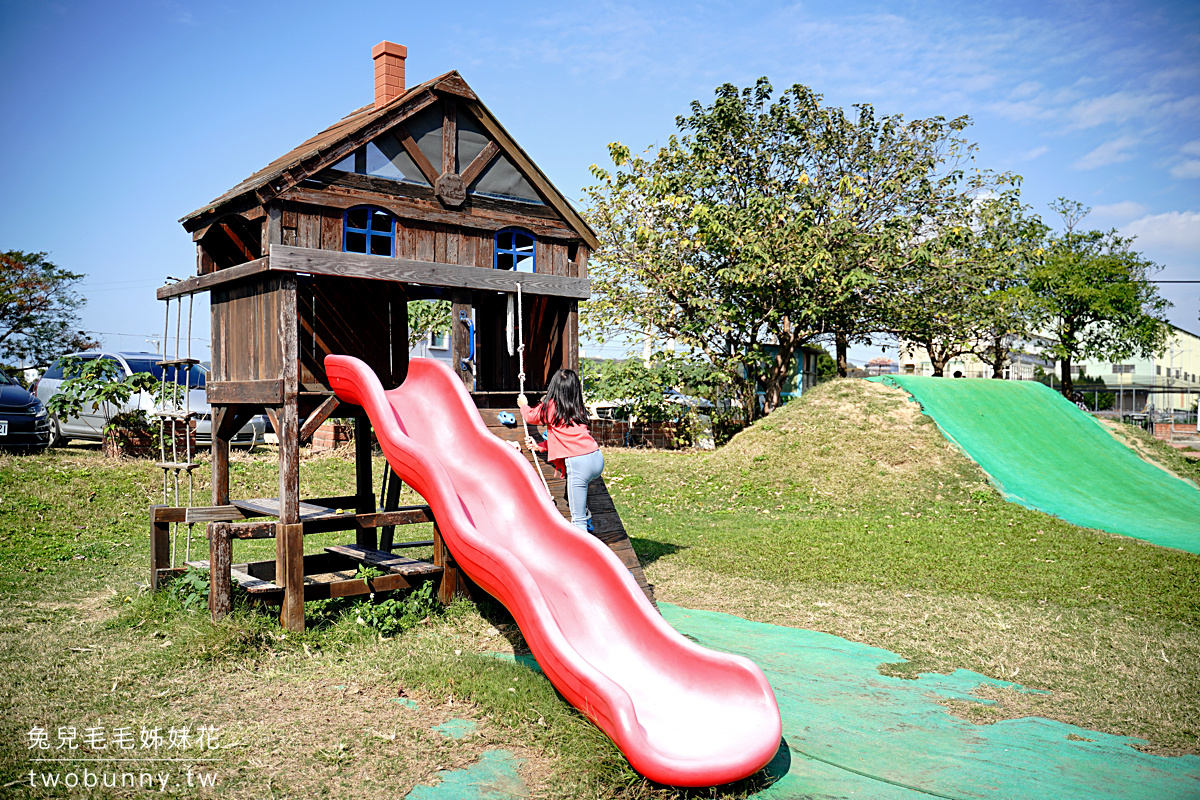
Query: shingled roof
180 70 598 249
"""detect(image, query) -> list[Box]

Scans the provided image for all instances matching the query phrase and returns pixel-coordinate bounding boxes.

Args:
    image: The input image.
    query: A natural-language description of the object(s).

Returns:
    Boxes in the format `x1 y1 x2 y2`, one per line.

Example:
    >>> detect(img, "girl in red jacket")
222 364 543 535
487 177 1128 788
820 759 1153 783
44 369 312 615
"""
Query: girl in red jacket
518 368 603 531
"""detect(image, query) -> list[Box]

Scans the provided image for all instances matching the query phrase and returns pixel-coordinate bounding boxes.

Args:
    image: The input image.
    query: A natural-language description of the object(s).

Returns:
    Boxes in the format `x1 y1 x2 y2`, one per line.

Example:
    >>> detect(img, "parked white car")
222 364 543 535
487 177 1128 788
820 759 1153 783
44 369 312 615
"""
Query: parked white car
32 351 265 447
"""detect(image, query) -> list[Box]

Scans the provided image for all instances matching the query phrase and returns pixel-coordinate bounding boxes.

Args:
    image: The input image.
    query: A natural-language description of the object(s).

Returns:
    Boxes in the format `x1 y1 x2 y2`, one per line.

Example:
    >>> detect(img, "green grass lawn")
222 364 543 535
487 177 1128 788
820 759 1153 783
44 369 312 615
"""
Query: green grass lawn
1 380 1197 798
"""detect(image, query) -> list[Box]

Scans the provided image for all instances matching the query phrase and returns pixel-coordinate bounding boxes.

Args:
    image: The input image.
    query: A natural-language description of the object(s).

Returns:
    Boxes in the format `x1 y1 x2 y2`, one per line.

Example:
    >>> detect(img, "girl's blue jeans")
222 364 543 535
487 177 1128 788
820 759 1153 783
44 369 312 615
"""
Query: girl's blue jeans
564 449 604 530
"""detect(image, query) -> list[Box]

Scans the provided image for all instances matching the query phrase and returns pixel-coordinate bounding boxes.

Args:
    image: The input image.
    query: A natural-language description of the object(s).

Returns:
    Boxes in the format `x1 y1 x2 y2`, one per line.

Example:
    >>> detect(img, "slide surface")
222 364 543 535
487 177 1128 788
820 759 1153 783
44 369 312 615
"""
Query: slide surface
870 375 1200 553
326 355 782 786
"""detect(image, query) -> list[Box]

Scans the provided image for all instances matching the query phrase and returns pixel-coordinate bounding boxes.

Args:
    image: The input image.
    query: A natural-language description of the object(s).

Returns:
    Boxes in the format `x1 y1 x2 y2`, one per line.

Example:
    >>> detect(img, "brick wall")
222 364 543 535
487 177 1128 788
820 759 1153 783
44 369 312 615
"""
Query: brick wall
591 419 686 449
1152 423 1198 441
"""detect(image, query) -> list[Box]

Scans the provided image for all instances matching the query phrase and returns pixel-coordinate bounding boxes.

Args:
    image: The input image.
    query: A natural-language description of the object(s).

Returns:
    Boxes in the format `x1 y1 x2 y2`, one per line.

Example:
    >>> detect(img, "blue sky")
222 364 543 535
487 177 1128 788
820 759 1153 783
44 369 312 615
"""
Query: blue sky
1 0 1196 367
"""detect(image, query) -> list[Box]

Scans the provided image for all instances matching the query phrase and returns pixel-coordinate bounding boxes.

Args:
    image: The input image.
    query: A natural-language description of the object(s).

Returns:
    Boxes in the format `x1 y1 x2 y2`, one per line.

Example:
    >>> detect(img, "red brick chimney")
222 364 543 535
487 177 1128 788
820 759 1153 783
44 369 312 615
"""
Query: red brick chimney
372 41 407 110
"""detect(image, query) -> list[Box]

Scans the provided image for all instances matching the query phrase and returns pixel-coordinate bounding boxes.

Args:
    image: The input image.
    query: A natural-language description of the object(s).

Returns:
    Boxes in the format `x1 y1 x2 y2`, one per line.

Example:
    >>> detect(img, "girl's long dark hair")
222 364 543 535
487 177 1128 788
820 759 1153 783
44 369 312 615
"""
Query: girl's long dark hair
544 369 589 427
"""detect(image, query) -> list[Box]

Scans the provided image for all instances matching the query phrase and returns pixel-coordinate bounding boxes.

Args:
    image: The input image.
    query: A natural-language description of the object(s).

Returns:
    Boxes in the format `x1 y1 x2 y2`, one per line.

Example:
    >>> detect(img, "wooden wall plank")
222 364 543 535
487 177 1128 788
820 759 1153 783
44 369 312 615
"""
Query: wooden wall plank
297 210 321 249
321 208 342 250
576 246 588 280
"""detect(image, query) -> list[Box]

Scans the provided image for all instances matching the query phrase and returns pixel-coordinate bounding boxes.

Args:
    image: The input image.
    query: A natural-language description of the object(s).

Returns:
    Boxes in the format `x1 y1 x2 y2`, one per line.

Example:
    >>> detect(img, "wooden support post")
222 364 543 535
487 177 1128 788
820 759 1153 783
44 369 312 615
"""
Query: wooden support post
452 291 474 392
354 414 376 550
276 522 304 632
566 300 579 371
433 523 467 604
150 506 171 589
211 406 255 507
208 522 232 620
276 391 301 631
211 407 230 506
277 273 303 631
379 467 404 552
277 397 300 525
263 203 282 254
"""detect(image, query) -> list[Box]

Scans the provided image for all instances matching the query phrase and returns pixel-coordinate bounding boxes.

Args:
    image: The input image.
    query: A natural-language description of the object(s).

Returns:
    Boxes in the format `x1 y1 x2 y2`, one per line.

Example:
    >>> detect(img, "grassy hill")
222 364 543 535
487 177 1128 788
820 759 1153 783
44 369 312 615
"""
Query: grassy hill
710 378 989 511
1 378 1197 799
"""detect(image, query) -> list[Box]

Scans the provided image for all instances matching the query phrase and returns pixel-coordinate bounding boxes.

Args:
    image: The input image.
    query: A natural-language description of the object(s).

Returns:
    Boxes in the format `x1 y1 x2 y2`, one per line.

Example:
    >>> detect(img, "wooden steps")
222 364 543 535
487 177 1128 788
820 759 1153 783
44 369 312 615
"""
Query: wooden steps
188 544 441 603
476 407 655 604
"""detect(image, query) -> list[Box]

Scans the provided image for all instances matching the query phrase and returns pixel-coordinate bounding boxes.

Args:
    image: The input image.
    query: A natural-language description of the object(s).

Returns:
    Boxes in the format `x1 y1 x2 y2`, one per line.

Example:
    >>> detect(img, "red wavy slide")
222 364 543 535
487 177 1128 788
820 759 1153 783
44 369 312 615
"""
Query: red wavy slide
325 355 781 786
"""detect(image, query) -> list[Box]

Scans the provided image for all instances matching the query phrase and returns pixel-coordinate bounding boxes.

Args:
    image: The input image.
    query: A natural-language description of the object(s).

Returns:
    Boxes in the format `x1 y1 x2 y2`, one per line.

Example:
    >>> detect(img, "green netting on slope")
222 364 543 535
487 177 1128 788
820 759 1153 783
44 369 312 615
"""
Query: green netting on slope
867 375 1200 554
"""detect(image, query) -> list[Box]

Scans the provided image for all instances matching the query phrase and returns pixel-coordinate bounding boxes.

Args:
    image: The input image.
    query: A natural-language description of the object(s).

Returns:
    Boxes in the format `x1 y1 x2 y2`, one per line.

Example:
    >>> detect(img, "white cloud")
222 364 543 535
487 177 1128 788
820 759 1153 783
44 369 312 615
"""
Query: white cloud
1090 201 1149 224
1182 140 1200 157
1017 145 1049 161
1009 81 1042 100
1073 136 1139 170
1124 211 1200 255
1170 160 1200 179
986 99 1053 122
1066 91 1169 130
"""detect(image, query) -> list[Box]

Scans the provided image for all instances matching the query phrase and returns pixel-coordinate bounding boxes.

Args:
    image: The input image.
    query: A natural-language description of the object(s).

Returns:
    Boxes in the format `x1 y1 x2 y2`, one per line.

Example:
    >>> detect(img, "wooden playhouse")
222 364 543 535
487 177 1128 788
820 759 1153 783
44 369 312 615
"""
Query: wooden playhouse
149 42 651 631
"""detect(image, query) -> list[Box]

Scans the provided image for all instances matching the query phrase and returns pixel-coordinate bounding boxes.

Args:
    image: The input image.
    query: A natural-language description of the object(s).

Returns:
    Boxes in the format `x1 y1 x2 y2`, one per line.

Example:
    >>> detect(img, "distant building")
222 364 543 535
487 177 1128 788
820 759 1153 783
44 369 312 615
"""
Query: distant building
409 327 454 368
896 325 1199 418
865 357 898 376
1073 324 1200 417
759 344 825 400
896 335 1054 381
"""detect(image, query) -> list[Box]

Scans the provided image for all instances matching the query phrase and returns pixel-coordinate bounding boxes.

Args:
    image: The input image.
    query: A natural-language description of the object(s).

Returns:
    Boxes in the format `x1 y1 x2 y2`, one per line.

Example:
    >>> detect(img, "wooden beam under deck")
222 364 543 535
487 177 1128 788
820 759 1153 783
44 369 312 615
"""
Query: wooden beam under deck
157 245 590 300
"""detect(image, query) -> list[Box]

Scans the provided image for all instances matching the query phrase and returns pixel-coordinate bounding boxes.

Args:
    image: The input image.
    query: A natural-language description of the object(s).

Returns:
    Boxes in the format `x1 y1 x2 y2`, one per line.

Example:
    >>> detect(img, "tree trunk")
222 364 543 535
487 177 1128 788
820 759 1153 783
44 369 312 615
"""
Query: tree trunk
835 331 849 378
927 345 946 377
763 378 782 415
990 336 1005 379
1059 355 1074 398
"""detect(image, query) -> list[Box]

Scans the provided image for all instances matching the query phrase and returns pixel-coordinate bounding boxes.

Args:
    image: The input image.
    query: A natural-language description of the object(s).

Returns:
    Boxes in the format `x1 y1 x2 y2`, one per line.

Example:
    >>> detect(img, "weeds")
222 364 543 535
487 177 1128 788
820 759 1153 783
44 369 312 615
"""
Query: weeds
167 564 210 610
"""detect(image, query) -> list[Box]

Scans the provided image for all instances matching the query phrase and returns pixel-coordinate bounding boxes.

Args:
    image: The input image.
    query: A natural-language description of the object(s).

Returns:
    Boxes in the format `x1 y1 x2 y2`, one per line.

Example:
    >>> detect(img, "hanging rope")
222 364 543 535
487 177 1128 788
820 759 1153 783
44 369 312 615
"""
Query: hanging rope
506 293 515 357
515 282 551 497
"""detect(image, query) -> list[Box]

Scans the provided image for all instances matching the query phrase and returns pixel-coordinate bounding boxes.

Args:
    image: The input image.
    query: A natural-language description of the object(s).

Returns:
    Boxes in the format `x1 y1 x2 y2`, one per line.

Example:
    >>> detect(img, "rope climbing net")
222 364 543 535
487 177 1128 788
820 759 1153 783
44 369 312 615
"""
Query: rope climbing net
156 293 200 567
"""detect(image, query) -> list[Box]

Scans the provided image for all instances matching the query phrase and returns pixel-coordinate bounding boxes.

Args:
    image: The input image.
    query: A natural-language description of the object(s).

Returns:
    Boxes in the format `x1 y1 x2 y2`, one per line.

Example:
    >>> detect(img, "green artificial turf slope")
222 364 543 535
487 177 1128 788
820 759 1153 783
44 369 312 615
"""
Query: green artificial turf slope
870 376 1200 554
663 603 1200 800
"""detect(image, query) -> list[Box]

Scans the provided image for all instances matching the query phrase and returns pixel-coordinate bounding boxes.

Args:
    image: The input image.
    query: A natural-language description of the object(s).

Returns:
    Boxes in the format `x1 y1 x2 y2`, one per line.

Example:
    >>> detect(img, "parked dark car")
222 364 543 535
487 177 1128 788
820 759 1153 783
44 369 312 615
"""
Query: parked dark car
0 370 51 451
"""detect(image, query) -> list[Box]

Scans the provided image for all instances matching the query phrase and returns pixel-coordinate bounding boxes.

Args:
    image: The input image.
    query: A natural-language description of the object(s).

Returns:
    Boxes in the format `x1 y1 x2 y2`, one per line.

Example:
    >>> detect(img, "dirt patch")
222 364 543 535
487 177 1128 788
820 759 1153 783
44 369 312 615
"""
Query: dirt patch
167 668 552 799
708 379 989 510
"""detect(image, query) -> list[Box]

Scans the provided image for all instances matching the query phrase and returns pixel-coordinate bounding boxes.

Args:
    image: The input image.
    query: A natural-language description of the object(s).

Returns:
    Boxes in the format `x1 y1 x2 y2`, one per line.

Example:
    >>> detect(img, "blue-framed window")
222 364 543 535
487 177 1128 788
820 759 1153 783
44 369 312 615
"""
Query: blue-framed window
344 206 394 256
494 228 535 273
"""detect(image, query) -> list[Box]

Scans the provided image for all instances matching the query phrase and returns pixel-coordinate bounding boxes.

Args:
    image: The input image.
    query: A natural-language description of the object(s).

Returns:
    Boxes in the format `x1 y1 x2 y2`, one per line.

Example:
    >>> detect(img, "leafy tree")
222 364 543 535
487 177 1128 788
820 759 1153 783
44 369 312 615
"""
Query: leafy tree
795 101 988 377
1031 200 1170 399
0 251 98 368
964 198 1048 378
886 185 1044 378
885 226 981 377
584 79 821 420
815 347 838 382
580 352 724 423
407 299 451 349
45 356 159 424
584 78 997 419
